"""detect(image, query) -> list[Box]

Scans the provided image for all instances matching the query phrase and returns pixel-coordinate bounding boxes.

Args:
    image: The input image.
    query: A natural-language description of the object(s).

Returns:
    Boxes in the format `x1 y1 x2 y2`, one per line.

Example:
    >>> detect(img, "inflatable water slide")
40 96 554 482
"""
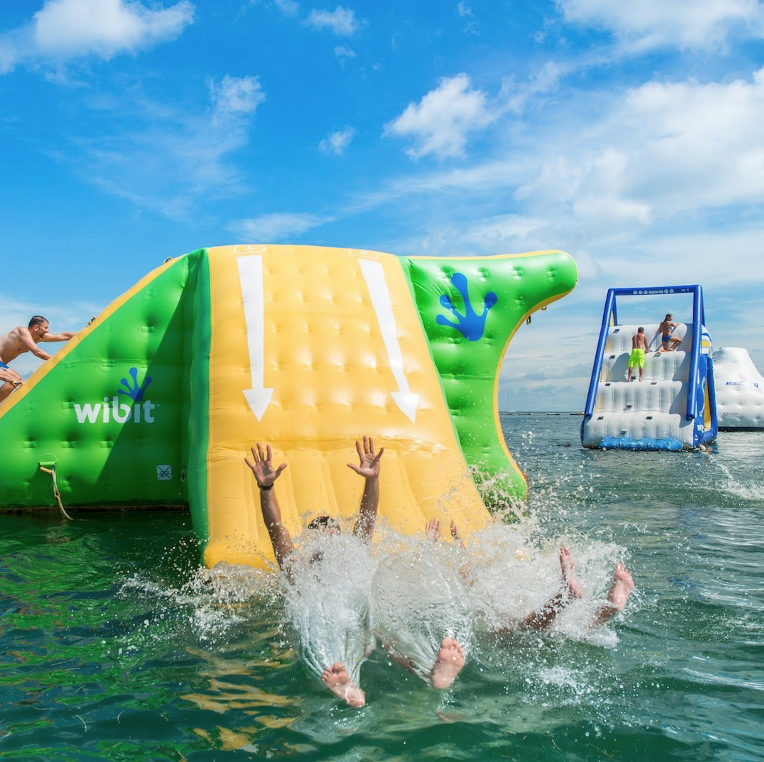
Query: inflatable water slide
712 347 764 430
0 245 577 568
581 286 717 451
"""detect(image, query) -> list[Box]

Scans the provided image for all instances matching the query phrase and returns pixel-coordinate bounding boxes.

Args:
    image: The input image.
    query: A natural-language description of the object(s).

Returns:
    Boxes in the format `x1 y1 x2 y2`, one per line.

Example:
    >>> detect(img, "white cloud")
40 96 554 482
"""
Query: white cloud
443 214 558 252
334 44 356 60
0 29 30 75
456 1 478 34
306 6 361 36
344 157 528 215
616 70 764 209
273 0 299 15
319 127 355 154
384 73 496 159
231 213 330 241
65 73 265 219
375 66 764 240
0 0 195 73
501 61 568 114
557 0 764 51
209 74 265 126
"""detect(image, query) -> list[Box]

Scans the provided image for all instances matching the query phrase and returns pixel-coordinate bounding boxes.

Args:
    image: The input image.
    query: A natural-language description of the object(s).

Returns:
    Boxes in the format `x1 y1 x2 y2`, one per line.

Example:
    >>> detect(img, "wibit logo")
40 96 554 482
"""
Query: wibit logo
436 271 498 341
73 367 156 424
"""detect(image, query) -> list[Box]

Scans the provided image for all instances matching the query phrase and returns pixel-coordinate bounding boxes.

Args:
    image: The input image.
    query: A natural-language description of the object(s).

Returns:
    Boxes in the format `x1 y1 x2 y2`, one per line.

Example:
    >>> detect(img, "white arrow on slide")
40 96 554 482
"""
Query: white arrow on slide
359 259 418 423
237 255 273 421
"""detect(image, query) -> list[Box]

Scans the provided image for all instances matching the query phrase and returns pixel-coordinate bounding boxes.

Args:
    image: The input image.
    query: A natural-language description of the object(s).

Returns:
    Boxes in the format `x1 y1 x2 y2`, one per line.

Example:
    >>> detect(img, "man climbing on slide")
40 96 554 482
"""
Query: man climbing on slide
0 316 76 402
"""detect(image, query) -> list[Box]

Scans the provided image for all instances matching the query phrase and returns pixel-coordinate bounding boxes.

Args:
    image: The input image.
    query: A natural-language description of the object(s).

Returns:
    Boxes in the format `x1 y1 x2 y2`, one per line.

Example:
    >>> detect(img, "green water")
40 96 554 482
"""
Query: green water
1 414 763 761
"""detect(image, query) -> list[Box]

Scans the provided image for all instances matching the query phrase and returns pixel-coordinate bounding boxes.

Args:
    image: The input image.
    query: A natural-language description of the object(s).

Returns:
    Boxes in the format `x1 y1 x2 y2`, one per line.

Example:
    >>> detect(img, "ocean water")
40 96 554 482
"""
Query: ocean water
1 413 763 761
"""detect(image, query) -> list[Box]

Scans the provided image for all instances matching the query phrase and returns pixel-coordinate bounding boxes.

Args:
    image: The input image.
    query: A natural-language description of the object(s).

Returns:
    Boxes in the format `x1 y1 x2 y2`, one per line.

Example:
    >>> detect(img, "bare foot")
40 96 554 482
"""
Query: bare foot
560 546 583 600
430 637 465 690
609 563 634 609
321 662 365 708
593 563 634 626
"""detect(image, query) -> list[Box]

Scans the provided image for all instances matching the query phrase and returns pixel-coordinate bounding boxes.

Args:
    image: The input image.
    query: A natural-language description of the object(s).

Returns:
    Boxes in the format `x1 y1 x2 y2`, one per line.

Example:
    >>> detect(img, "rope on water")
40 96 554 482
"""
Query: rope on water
40 466 74 520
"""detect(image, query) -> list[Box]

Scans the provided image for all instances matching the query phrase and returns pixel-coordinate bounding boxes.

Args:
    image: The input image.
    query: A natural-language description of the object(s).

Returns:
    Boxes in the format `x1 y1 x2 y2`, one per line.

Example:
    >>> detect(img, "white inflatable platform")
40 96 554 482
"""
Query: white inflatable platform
712 347 764 430
582 286 717 451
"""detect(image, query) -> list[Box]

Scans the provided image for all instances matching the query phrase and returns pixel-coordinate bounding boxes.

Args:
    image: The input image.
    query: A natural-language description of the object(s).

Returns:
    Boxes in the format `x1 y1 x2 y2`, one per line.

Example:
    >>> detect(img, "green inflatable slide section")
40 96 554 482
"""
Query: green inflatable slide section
402 251 578 506
0 252 207 509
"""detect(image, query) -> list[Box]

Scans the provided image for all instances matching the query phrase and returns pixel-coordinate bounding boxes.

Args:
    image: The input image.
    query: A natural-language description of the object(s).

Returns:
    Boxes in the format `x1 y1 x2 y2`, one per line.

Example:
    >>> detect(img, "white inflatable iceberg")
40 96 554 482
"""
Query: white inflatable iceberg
713 347 764 430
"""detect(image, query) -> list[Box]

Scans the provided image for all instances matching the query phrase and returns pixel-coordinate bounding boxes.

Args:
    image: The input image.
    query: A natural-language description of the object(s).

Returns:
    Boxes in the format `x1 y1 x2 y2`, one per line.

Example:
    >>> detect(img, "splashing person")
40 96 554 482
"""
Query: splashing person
245 437 383 708
430 523 635 638
474 543 634 636
494 547 598 631
372 519 634 692
372 518 469 691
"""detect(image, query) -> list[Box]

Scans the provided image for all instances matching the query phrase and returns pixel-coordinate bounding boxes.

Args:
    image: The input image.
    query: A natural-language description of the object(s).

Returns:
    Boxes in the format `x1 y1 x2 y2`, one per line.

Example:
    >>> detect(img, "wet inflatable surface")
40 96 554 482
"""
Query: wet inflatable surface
0 245 577 568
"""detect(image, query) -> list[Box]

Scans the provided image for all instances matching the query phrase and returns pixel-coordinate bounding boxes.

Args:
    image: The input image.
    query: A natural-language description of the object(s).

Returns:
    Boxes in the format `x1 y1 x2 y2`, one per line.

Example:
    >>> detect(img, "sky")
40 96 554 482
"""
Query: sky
1 0 763 411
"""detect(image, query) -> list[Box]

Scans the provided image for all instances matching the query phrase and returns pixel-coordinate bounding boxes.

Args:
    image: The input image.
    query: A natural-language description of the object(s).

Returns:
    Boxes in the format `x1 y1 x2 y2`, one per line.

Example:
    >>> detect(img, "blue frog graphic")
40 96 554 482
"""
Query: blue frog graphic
118 367 153 402
436 271 498 341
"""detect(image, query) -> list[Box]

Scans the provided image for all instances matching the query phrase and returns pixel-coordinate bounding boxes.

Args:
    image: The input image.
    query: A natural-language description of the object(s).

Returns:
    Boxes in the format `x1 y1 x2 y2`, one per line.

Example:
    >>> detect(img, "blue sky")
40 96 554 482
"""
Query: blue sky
2 0 763 410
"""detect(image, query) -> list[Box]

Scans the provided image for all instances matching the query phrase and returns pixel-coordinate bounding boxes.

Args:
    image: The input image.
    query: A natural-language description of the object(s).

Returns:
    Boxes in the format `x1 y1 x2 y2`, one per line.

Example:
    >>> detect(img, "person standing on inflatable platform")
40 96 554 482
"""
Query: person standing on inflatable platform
627 327 649 382
245 436 383 708
659 313 682 352
0 316 76 402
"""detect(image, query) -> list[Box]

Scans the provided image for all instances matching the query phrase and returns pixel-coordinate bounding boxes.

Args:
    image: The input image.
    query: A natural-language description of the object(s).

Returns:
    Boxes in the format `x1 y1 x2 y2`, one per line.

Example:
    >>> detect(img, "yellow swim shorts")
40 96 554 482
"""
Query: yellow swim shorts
629 348 645 368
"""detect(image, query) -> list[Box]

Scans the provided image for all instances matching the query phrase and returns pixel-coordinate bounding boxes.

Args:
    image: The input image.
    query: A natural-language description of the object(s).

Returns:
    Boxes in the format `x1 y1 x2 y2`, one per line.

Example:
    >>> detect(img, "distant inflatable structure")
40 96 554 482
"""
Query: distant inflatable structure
582 285 717 451
713 347 764 430
0 245 577 568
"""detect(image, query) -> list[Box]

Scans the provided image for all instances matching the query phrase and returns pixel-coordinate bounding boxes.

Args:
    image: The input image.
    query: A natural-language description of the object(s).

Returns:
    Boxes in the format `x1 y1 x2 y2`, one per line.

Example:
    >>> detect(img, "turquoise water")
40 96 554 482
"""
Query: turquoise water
1 413 763 761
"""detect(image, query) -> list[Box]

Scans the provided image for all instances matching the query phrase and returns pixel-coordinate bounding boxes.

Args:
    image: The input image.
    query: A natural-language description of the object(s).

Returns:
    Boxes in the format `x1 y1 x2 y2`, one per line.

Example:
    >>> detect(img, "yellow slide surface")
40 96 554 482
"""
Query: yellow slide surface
204 245 491 569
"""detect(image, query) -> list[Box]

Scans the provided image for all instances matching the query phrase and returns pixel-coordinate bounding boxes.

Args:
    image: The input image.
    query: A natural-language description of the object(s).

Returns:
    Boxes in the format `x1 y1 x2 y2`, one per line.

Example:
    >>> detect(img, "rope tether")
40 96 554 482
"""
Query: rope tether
39 466 74 520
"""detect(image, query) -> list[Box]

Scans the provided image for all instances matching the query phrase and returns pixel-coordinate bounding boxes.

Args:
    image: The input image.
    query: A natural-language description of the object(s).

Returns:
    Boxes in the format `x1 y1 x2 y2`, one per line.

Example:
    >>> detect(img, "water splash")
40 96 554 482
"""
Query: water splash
283 531 378 684
117 561 277 645
371 532 472 682
115 513 631 701
711 460 764 501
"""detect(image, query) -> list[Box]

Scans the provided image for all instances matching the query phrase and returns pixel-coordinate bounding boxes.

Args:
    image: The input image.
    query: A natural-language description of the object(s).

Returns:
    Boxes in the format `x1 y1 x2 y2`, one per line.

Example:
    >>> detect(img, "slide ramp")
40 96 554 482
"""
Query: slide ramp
199 246 492 567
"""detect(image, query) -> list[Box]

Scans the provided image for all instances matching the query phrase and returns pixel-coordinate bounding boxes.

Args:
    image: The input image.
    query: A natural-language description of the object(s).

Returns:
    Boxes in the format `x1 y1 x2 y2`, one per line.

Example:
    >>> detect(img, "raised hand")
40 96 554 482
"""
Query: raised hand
347 436 383 479
425 518 441 542
350 436 383 540
245 443 287 489
450 519 467 549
